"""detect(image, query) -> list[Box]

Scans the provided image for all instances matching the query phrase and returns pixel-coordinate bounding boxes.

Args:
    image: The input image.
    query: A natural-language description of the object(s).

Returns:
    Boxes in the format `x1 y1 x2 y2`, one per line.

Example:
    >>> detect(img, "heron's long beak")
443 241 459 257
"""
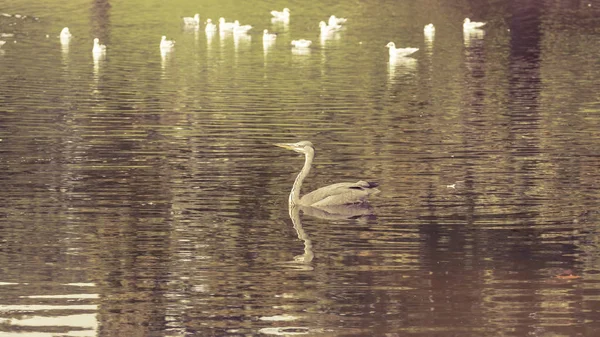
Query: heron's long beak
275 143 295 150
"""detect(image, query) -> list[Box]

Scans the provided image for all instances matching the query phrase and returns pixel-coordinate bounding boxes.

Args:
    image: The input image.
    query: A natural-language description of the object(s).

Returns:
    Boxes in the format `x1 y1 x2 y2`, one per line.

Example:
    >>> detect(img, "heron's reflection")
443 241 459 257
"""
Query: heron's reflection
287 203 375 266
288 205 314 265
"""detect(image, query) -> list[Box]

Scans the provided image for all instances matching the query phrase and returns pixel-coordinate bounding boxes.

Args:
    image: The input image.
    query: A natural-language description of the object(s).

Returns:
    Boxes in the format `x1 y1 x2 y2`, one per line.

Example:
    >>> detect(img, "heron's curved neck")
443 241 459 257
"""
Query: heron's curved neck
290 149 313 205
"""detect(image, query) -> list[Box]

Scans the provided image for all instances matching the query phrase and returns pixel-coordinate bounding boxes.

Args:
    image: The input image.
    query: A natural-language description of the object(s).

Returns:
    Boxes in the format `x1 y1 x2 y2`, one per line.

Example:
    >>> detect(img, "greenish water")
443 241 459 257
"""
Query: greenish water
1 1 600 336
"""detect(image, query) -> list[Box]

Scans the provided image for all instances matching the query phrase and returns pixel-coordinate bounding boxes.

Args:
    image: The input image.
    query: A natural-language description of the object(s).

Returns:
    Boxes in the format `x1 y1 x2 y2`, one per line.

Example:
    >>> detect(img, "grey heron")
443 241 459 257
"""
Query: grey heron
276 141 379 208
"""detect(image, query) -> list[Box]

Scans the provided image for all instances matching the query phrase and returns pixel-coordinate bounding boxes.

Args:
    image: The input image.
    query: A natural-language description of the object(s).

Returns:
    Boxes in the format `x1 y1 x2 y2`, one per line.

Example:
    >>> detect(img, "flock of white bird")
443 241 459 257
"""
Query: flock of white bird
51 9 486 61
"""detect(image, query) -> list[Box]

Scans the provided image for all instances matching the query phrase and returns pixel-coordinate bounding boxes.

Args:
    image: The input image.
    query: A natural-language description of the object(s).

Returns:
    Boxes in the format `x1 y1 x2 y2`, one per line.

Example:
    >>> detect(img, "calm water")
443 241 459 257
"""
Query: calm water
1 0 600 336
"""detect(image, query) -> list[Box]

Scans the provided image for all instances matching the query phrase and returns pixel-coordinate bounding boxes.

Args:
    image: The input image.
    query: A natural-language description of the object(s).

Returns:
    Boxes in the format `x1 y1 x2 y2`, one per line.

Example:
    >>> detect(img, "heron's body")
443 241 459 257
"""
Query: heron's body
276 141 379 208
299 181 379 207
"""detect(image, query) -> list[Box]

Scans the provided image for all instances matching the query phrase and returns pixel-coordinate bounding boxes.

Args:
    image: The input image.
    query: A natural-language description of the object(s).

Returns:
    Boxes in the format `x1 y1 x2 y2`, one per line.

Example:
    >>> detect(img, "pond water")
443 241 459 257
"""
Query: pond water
1 0 600 336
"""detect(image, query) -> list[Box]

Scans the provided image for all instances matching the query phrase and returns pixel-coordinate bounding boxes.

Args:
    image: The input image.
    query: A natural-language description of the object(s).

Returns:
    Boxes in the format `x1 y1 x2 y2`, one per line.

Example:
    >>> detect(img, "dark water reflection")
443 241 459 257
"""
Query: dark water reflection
1 0 600 336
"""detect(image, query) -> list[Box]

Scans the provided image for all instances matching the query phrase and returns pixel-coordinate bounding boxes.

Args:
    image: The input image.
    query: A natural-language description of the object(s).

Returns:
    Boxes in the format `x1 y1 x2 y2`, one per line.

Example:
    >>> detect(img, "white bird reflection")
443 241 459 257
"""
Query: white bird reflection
233 32 251 53
60 41 70 64
388 56 417 81
160 47 173 72
206 29 215 51
92 49 105 83
271 18 289 32
263 37 275 57
463 28 485 47
424 24 434 53
292 47 311 56
319 30 340 46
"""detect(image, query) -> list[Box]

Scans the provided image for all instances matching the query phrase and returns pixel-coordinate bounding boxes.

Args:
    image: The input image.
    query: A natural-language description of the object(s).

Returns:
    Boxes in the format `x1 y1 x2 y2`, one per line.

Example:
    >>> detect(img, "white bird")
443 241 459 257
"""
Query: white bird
60 27 72 40
319 21 341 34
463 18 486 30
205 18 217 32
219 17 235 31
291 39 312 48
60 27 72 46
328 15 347 26
160 36 175 50
183 13 200 25
271 8 290 21
233 20 252 34
263 29 277 41
424 23 435 35
385 42 418 58
92 38 106 54
0 40 5 48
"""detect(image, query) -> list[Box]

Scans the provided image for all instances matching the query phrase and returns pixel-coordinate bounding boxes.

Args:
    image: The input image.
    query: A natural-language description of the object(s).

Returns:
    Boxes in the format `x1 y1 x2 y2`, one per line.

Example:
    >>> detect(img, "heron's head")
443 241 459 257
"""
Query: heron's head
386 42 395 48
275 141 314 154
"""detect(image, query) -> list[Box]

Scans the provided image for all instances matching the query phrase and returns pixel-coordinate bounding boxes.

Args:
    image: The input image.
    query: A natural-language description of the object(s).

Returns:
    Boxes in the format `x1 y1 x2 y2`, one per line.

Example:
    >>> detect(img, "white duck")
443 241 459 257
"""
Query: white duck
328 15 347 26
60 27 72 39
92 38 106 54
386 42 418 58
271 8 290 21
263 29 277 41
319 21 341 34
291 39 312 48
424 23 435 35
219 17 235 31
183 13 200 25
205 19 217 33
160 36 175 50
60 27 72 44
463 18 486 30
233 20 252 34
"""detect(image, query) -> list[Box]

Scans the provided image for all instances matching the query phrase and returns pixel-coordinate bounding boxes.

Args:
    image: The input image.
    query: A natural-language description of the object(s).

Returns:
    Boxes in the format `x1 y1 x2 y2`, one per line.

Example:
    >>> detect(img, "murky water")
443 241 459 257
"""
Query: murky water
1 0 600 336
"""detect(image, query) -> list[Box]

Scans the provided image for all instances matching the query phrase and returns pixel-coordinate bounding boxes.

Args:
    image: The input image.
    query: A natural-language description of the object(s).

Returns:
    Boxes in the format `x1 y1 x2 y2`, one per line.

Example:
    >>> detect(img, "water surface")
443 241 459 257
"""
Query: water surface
1 0 600 336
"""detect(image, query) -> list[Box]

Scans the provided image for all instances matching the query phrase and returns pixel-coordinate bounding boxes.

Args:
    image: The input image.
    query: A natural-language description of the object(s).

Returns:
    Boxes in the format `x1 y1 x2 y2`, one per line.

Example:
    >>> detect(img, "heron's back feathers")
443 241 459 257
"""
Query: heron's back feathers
300 180 380 208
